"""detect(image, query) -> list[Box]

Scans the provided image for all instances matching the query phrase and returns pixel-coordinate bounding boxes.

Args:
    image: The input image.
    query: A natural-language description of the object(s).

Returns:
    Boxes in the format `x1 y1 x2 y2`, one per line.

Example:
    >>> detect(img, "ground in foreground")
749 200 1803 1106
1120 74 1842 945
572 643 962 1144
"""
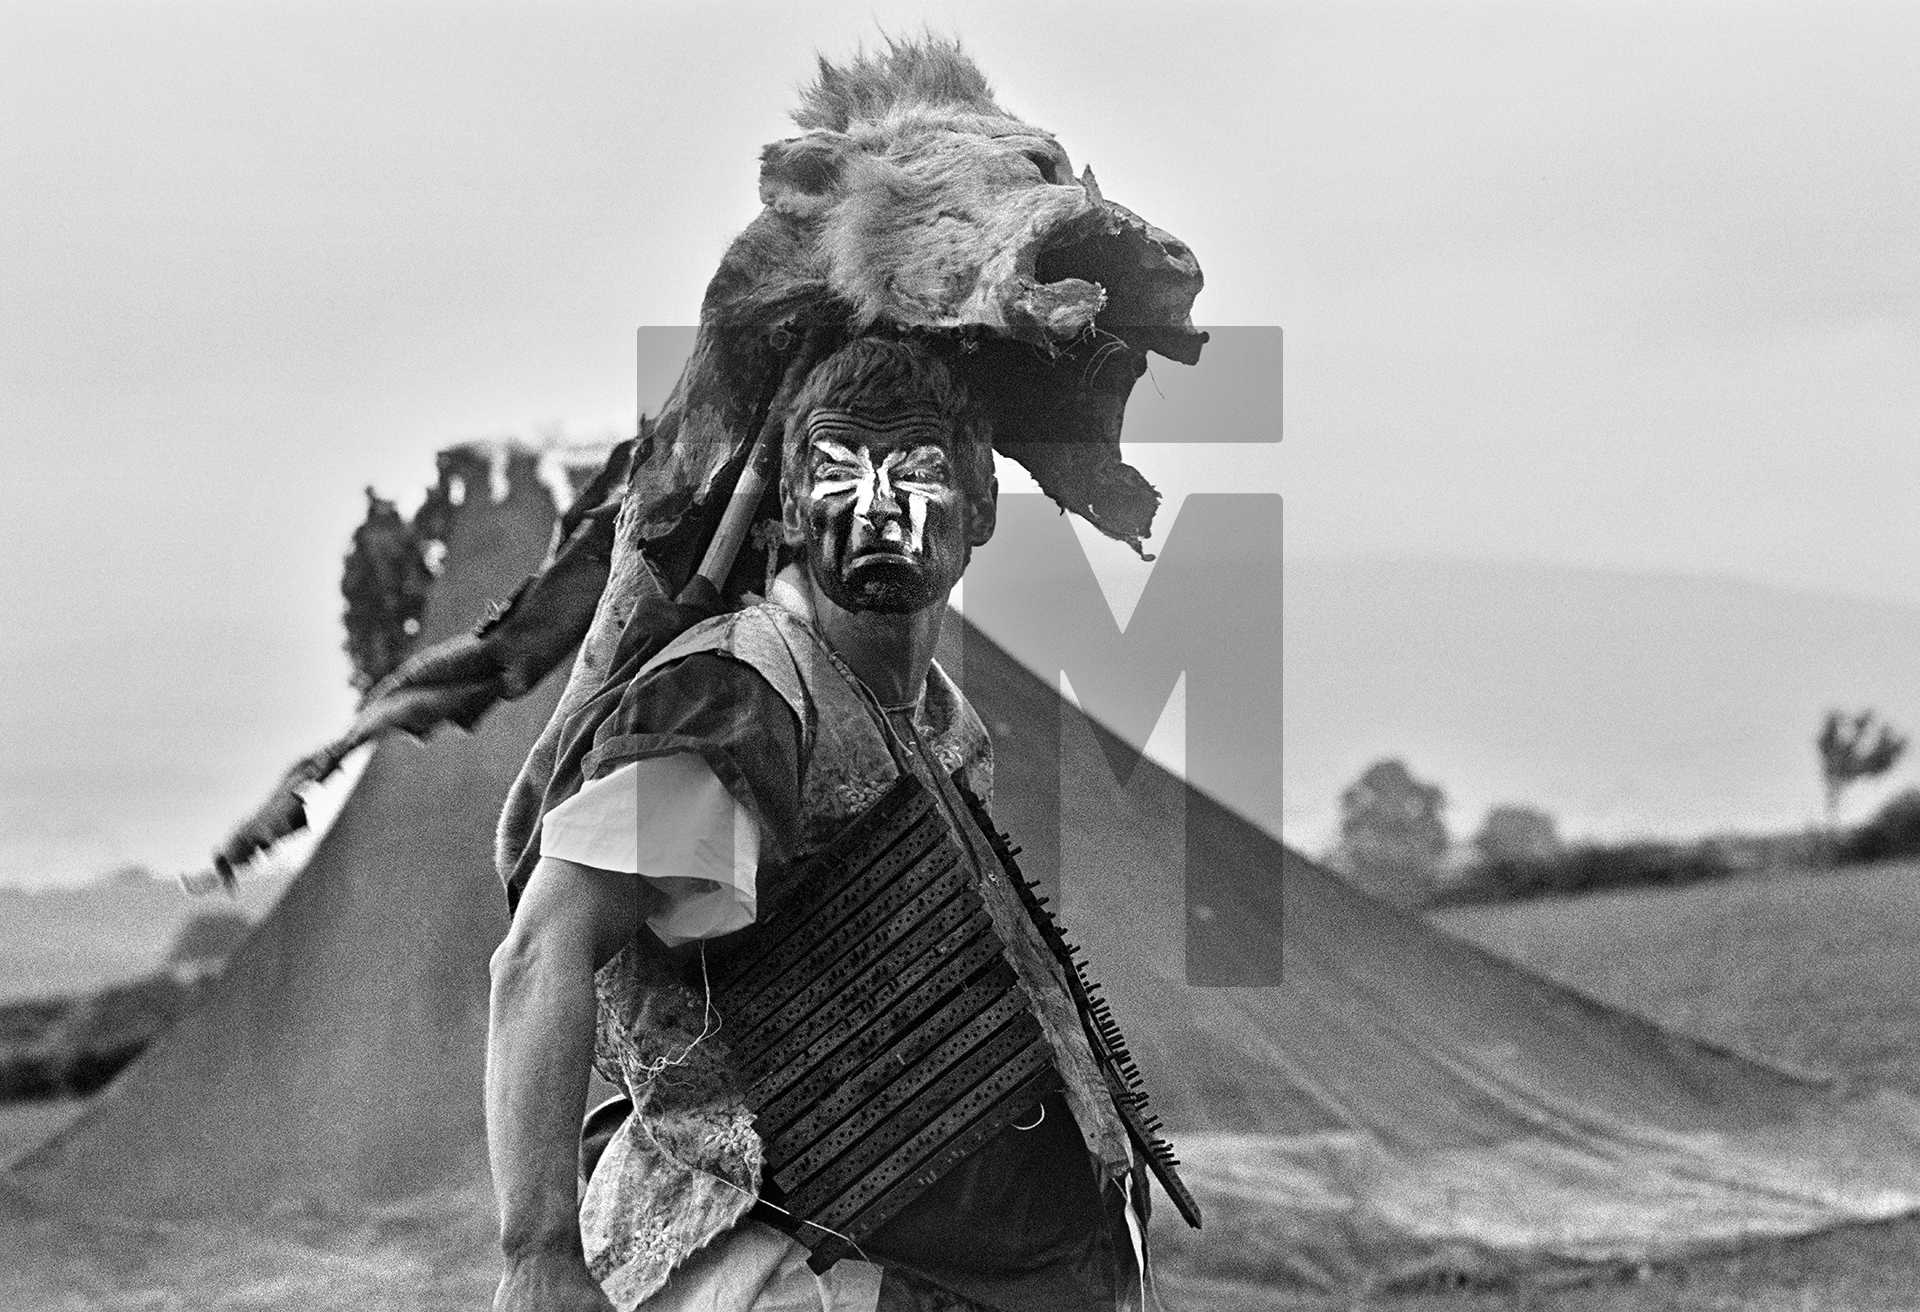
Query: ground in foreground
8 860 1920 1310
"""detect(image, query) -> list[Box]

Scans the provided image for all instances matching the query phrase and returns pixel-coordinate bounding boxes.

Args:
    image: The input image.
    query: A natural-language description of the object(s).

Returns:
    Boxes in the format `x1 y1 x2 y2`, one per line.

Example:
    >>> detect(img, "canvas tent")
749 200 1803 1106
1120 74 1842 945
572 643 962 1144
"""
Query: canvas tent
8 453 1920 1309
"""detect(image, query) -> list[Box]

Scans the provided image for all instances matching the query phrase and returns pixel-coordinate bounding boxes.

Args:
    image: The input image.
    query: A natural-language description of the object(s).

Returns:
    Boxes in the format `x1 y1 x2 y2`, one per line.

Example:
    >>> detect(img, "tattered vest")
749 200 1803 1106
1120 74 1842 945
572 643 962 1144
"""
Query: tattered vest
576 588 1132 1308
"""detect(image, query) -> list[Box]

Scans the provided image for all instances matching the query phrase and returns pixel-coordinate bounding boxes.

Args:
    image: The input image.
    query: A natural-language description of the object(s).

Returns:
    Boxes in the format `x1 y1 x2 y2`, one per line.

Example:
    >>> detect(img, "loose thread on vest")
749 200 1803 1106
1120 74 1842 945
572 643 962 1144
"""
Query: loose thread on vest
621 933 873 1263
618 951 875 1266
704 1172 875 1264
1124 1194 1153 1312
629 943 722 1091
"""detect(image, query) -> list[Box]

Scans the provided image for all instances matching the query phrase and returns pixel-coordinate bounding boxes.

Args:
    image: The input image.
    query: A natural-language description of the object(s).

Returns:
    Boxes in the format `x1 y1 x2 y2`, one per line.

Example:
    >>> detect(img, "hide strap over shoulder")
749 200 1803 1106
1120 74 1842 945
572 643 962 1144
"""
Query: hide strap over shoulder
707 771 1062 1271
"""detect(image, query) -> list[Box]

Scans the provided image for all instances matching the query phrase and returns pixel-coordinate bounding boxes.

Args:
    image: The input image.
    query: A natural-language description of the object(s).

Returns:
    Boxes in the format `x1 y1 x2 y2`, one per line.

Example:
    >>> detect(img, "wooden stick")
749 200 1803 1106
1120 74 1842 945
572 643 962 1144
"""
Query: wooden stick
680 331 829 604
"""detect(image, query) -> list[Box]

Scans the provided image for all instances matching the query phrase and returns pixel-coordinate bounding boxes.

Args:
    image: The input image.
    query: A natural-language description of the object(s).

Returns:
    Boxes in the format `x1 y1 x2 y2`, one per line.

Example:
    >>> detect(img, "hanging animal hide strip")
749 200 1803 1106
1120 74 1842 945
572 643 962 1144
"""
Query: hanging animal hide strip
200 443 632 887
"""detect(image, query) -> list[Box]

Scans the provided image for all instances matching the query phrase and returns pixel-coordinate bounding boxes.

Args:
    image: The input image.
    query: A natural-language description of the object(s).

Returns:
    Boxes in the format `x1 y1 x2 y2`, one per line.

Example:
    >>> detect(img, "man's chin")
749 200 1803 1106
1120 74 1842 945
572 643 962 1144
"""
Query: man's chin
847 552 924 586
851 591 928 615
837 580 938 615
821 559 942 615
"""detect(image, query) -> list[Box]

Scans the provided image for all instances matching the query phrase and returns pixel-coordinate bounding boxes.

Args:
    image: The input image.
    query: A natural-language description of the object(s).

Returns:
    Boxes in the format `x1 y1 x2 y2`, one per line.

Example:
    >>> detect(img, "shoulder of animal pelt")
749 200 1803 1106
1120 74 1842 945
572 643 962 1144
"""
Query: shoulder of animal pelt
698 211 829 327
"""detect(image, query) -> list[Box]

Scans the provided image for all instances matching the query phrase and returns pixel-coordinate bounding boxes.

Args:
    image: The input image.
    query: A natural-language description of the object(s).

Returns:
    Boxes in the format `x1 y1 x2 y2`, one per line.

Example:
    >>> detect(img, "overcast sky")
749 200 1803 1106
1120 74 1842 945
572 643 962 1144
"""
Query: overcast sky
3 2 1917 885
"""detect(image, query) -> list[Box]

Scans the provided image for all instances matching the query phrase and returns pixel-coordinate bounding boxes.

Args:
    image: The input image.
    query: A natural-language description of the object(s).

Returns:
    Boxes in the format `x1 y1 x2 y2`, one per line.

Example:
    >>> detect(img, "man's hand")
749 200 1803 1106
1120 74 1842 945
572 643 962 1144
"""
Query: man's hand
492 1249 616 1312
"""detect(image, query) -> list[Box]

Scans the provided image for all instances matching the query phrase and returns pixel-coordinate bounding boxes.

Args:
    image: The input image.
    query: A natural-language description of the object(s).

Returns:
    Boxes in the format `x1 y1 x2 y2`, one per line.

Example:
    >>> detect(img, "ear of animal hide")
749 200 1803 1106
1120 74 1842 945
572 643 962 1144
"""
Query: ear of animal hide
631 38 1206 563
759 132 855 218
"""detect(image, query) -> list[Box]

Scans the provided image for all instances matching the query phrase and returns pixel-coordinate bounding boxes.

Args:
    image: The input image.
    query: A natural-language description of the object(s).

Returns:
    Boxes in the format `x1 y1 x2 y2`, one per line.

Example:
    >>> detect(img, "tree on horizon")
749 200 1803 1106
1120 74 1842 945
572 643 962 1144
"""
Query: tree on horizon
1334 758 1449 904
1817 708 1908 838
1473 804 1563 866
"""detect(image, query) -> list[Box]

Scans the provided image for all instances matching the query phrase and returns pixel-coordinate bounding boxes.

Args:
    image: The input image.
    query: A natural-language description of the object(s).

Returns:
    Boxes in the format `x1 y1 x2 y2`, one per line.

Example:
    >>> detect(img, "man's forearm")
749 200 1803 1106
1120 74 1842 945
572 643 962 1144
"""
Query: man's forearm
486 927 601 1258
485 858 649 1312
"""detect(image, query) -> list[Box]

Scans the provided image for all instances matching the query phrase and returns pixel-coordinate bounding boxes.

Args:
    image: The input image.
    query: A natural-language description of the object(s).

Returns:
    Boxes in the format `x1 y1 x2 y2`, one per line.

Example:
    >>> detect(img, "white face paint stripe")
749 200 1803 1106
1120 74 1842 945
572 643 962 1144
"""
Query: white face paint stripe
808 438 949 545
808 438 871 504
906 490 927 551
802 409 950 517
851 457 877 521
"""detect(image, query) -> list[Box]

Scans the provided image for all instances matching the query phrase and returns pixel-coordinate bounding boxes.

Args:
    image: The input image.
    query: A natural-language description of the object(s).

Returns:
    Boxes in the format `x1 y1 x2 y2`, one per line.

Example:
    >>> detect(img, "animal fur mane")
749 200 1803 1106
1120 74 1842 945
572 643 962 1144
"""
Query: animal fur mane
793 35 1007 131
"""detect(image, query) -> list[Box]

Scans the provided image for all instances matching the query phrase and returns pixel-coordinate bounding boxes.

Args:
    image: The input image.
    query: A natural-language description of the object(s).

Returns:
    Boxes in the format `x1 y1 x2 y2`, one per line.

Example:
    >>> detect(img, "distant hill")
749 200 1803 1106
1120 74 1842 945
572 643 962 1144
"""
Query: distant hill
9 548 1919 980
1283 556 1920 848
0 870 291 1003
965 545 1920 854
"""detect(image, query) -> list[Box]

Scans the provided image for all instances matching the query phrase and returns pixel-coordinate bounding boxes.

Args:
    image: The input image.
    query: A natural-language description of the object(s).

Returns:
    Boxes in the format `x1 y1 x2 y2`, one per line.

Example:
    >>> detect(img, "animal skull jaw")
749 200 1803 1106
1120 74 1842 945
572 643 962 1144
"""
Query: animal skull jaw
863 169 1204 360
1009 275 1109 343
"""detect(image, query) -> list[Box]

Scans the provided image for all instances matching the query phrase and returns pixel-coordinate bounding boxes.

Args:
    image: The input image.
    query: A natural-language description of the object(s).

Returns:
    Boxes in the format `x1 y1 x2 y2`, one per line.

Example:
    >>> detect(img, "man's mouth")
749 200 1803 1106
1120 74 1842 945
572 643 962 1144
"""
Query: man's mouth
846 519 918 559
846 543 918 569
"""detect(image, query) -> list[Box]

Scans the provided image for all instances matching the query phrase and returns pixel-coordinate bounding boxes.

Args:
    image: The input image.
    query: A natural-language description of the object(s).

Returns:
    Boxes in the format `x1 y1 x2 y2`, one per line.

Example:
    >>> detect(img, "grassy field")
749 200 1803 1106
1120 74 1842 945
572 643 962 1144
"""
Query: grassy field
1431 856 1920 1093
1157 857 1920 1312
9 859 1920 1309
1390 857 1920 1311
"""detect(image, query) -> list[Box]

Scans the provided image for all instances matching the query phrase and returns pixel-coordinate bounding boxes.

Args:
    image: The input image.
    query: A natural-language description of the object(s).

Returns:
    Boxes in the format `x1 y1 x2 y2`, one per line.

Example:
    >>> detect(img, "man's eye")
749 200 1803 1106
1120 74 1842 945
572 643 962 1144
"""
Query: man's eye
893 453 951 484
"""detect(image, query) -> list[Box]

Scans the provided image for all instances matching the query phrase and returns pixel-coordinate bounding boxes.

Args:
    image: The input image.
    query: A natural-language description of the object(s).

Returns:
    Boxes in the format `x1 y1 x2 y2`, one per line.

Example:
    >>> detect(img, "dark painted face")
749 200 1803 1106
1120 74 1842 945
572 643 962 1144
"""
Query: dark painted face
783 408 976 615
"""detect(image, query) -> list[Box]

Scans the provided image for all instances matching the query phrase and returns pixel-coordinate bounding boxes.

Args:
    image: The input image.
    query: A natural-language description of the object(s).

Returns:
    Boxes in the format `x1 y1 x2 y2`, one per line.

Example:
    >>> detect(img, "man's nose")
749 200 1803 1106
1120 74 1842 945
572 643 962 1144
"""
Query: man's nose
863 467 905 523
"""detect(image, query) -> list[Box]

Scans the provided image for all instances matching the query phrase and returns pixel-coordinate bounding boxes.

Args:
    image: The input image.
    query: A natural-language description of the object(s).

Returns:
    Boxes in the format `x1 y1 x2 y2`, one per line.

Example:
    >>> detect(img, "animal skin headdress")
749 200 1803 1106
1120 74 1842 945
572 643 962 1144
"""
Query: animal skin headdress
633 34 1205 566
204 37 1206 886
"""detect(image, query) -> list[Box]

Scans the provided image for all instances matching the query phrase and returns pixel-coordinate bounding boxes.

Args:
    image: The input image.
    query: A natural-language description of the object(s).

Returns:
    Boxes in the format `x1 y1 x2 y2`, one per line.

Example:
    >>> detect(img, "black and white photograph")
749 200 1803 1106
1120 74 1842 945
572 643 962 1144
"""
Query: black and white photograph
4 4 1919 1309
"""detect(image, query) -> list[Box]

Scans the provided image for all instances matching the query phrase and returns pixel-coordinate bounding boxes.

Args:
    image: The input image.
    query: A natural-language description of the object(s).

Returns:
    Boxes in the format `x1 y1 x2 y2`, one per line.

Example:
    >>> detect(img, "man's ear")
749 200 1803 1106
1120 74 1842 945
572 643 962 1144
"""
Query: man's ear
759 132 854 218
968 474 999 548
781 482 810 547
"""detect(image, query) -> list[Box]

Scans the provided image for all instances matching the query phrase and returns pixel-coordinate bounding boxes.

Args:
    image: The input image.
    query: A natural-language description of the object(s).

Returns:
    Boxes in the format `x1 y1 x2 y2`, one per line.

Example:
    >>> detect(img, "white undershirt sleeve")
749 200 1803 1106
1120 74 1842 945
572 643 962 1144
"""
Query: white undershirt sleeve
538 754 760 947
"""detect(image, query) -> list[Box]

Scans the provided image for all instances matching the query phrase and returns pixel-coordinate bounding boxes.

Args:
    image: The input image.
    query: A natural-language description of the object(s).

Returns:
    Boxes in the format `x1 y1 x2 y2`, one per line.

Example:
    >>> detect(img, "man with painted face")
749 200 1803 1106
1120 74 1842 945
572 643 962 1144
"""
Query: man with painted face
487 338 1151 1312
